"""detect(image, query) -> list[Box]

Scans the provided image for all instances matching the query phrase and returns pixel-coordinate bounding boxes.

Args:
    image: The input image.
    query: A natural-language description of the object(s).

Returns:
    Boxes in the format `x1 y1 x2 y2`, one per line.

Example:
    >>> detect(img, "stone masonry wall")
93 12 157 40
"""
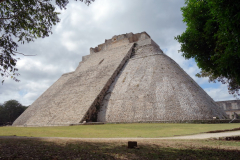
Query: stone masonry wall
13 32 150 126
216 100 240 119
12 72 75 126
97 38 227 122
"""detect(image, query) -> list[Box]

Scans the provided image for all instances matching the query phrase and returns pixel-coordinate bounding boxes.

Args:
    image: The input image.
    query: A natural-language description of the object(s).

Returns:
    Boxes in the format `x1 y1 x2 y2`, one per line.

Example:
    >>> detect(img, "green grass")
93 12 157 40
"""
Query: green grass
1 123 240 159
0 138 240 159
0 123 240 138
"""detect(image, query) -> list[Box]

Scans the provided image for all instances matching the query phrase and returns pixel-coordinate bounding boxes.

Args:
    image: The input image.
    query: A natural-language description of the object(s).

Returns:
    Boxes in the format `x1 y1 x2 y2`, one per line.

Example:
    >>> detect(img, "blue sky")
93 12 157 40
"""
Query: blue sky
0 0 235 105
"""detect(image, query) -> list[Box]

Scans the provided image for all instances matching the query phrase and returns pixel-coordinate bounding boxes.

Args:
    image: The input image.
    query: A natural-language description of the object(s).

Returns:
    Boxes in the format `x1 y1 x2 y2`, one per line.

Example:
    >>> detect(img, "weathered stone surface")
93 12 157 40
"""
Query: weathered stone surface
13 32 227 127
216 100 240 119
97 34 227 122
13 32 146 126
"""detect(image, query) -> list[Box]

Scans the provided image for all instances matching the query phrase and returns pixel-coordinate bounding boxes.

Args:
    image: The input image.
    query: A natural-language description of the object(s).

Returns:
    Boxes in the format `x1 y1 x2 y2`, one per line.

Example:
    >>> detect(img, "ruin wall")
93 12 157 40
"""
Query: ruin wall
216 100 240 118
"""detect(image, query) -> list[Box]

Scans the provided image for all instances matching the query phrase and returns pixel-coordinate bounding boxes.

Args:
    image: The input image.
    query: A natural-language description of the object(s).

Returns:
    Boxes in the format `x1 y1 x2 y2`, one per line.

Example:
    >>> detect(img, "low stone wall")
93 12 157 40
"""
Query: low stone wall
107 119 240 124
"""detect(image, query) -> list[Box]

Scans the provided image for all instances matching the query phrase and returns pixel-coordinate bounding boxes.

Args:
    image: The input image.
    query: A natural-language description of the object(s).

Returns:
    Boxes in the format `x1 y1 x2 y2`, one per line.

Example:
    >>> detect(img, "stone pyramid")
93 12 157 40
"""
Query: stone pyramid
13 32 227 126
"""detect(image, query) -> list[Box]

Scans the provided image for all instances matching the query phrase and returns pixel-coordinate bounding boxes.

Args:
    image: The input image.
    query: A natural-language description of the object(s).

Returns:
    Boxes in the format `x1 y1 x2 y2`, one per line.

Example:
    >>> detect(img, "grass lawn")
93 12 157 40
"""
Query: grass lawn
0 137 240 159
0 123 240 138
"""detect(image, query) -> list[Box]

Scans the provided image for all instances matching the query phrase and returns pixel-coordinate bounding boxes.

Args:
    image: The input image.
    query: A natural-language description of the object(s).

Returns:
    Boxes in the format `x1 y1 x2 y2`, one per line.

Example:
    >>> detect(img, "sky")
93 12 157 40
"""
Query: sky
0 0 235 106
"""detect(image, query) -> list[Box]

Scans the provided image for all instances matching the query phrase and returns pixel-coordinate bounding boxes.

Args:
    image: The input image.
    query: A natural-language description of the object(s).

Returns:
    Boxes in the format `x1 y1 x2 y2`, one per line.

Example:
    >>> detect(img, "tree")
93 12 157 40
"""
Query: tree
0 104 3 124
175 0 240 97
0 0 94 83
0 100 27 125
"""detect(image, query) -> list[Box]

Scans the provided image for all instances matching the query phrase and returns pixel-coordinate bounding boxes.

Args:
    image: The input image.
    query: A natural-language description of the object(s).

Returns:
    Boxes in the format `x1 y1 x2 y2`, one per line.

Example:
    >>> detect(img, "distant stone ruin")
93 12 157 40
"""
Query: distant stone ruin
216 100 240 119
13 32 227 126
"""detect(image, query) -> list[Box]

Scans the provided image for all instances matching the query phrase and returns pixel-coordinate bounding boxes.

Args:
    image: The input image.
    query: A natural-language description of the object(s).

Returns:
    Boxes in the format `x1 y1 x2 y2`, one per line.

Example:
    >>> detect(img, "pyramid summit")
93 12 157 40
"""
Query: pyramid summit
13 32 227 126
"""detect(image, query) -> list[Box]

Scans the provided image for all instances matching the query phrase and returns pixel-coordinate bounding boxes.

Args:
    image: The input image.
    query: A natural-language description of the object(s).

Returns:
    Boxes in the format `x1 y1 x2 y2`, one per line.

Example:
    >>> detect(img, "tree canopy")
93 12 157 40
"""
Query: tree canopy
0 0 94 83
175 0 240 97
0 100 27 125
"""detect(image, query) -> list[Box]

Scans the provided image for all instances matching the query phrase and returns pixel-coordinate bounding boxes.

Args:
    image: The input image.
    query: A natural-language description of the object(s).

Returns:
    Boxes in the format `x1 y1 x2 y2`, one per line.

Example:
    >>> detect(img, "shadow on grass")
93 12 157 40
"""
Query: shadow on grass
0 138 239 160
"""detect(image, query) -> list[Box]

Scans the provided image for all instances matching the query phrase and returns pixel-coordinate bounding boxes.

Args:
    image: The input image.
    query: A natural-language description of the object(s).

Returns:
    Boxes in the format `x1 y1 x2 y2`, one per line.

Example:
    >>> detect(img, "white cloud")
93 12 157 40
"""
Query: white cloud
61 32 79 51
205 84 235 101
90 0 126 22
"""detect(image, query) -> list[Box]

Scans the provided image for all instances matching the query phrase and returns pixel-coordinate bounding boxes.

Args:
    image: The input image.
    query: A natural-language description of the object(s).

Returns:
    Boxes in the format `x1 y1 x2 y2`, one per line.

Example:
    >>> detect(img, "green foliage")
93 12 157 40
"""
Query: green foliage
0 100 27 125
175 0 240 97
0 0 94 83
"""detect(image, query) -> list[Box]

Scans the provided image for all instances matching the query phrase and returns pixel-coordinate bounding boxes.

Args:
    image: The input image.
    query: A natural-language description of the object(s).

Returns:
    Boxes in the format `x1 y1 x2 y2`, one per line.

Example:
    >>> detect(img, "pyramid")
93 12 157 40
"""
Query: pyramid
13 32 227 126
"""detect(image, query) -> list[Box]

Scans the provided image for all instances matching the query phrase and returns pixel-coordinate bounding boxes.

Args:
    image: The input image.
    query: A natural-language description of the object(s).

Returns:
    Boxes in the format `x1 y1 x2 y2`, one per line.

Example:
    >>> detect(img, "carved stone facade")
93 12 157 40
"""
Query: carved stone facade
216 100 240 119
13 32 227 126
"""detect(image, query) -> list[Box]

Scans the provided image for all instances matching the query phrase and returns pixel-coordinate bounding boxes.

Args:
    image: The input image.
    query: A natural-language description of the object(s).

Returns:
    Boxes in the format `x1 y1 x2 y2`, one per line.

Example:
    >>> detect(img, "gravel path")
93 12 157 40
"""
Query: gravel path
162 130 240 139
1 130 240 141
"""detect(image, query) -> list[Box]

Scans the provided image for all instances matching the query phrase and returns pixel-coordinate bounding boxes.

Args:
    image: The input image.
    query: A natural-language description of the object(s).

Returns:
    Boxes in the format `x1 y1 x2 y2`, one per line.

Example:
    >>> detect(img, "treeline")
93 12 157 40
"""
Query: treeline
0 100 27 126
